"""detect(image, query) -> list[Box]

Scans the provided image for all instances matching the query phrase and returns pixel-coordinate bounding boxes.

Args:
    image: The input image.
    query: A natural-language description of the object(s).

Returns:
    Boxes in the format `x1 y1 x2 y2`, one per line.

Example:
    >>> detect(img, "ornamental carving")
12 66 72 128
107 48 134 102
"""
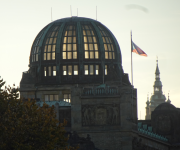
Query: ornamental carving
82 104 120 126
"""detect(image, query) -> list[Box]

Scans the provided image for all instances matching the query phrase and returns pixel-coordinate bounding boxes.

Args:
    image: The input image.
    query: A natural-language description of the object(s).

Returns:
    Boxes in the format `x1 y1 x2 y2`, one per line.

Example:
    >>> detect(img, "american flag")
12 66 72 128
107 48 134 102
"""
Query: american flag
132 41 147 57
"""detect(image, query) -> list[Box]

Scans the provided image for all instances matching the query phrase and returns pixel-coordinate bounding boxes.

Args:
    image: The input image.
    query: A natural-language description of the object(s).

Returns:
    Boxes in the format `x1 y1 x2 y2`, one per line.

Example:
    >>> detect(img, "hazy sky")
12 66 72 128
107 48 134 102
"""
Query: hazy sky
0 0 180 119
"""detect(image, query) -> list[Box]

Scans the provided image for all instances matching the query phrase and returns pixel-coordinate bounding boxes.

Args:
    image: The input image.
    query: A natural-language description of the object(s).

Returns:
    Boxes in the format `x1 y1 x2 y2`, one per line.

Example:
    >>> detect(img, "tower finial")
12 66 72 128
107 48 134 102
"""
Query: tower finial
167 90 171 103
156 56 158 64
146 93 150 106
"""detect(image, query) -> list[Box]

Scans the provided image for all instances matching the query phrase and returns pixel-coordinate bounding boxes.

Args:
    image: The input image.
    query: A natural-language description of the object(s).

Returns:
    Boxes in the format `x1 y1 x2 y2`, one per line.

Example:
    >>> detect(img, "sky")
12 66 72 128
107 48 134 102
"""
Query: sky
0 0 180 119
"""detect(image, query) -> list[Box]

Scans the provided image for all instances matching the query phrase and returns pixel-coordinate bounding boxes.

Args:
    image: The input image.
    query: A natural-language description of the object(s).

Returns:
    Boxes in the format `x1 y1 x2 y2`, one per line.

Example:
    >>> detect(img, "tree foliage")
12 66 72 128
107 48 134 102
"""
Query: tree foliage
0 78 77 150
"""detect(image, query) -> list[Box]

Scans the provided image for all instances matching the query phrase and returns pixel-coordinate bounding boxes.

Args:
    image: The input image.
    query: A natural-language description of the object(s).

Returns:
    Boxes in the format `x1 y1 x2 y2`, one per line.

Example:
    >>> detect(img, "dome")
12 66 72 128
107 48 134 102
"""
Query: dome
154 103 176 111
28 17 123 85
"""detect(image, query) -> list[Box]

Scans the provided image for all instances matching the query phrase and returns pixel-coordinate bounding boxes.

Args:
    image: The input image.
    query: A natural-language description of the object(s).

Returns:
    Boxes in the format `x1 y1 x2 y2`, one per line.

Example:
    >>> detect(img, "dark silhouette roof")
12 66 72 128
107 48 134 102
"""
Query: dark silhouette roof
154 102 176 111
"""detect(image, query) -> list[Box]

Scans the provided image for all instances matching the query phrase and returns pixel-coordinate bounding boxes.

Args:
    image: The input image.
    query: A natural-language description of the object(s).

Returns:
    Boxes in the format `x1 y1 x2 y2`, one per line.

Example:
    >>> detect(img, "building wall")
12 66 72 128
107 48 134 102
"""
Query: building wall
20 83 175 150
70 85 137 150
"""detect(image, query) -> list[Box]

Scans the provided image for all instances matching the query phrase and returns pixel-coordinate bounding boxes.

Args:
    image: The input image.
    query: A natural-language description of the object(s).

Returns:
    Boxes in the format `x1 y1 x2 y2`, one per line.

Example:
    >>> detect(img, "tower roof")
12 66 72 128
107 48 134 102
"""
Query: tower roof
154 102 175 111
155 60 160 74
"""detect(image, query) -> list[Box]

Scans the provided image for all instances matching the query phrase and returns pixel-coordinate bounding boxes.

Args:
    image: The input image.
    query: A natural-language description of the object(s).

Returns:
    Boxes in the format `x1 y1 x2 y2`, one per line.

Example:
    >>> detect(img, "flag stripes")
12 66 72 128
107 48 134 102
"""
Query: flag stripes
132 41 147 57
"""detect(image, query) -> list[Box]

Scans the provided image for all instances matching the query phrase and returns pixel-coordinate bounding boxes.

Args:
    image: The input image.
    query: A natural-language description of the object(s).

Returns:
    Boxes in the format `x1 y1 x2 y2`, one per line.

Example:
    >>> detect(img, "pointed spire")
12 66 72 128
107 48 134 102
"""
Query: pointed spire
167 92 171 103
155 57 160 75
150 93 153 102
146 93 150 106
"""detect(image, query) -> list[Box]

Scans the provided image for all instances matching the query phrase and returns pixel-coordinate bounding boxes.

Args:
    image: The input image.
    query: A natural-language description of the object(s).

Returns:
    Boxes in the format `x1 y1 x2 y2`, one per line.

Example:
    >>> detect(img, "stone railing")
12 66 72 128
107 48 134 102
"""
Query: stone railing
138 122 168 142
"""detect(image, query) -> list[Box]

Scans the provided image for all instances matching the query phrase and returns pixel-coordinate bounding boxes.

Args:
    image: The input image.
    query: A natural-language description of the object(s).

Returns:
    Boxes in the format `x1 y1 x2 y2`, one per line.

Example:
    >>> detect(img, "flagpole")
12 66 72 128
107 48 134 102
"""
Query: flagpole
131 31 134 122
131 31 133 86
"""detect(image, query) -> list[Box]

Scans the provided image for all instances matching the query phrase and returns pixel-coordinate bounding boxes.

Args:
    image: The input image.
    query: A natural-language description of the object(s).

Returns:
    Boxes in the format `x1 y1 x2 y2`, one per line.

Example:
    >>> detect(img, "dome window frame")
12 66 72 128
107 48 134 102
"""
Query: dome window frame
43 25 60 61
31 28 46 63
97 25 115 60
44 66 56 77
62 25 78 60
62 65 79 76
84 64 99 75
82 25 99 59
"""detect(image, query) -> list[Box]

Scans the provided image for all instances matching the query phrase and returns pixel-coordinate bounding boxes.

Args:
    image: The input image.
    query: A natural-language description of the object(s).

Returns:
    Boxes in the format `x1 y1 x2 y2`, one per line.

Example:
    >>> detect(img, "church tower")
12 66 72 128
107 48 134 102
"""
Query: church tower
145 59 166 120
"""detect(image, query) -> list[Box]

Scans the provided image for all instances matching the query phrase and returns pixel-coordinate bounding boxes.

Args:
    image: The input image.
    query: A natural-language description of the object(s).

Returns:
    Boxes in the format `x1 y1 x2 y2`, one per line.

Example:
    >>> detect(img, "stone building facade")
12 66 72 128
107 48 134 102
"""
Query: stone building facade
20 17 179 150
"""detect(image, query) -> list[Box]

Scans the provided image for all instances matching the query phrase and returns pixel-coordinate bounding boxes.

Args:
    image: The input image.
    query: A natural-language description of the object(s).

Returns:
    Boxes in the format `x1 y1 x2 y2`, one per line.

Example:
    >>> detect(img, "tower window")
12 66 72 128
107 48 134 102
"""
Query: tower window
50 95 53 101
84 65 99 75
90 65 94 75
45 94 59 101
48 66 51 76
155 87 159 91
84 65 89 75
95 65 99 75
82 25 99 59
53 66 56 76
32 26 47 63
63 65 78 75
98 25 115 60
62 25 77 59
63 66 67 75
44 67 46 76
74 65 78 75
105 65 107 75
32 47 39 62
68 65 72 75
44 66 56 77
63 94 71 103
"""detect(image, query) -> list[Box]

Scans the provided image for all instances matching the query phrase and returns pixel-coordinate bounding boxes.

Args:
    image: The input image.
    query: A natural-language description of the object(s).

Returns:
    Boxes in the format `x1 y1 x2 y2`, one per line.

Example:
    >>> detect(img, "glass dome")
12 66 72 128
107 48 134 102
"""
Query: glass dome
28 17 123 85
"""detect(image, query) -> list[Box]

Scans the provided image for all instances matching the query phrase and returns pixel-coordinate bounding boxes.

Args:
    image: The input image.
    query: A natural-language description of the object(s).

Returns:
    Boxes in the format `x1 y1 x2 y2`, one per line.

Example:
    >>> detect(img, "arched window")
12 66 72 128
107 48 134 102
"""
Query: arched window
43 26 60 60
156 75 160 78
62 25 77 59
155 87 159 91
32 46 39 62
82 25 99 59
98 25 115 59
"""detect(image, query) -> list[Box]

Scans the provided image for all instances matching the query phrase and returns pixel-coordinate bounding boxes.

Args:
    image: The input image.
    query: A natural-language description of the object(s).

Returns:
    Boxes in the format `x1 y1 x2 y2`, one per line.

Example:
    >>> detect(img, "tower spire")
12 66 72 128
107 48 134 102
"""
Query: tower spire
156 56 158 64
146 93 150 106
145 59 166 120
167 92 171 103
155 57 160 75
